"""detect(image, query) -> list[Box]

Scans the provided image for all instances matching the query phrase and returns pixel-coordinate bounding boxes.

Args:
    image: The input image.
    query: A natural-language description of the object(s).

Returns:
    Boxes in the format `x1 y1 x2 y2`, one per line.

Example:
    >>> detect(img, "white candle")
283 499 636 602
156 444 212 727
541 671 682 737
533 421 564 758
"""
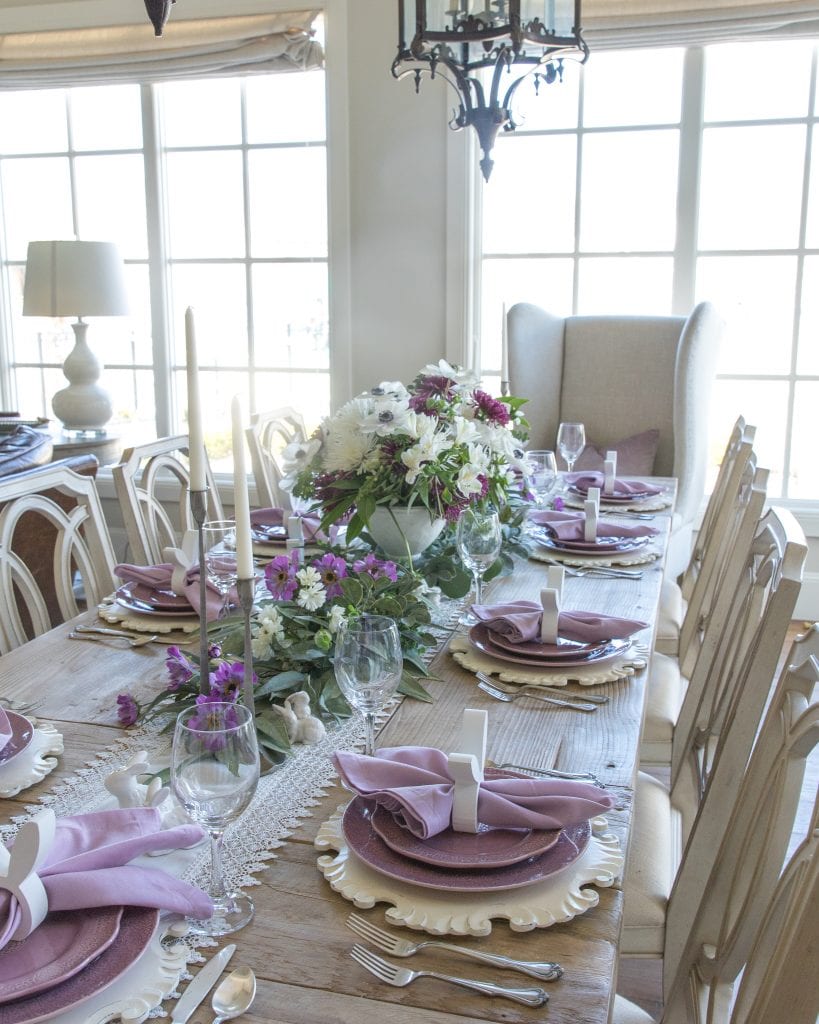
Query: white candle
231 395 254 581
185 307 207 491
501 302 509 382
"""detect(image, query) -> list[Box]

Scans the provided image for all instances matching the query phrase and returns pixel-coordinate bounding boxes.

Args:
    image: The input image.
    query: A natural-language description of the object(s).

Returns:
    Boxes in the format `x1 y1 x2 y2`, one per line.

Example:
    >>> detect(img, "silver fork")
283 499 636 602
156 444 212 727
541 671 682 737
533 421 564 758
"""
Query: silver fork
350 944 548 1006
486 758 604 787
69 629 158 648
478 678 598 712
346 913 562 982
477 672 609 704
563 566 644 580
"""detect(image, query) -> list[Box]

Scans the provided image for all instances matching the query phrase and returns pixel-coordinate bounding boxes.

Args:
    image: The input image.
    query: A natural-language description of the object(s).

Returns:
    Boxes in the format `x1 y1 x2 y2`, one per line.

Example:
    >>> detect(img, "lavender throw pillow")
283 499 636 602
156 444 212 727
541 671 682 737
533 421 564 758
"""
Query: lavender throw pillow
566 429 660 475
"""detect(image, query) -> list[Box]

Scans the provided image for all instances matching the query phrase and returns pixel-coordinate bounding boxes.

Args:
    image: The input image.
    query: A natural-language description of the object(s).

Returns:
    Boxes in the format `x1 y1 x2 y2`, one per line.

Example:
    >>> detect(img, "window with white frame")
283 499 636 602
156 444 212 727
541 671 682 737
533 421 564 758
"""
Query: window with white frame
0 62 329 468
480 37 819 500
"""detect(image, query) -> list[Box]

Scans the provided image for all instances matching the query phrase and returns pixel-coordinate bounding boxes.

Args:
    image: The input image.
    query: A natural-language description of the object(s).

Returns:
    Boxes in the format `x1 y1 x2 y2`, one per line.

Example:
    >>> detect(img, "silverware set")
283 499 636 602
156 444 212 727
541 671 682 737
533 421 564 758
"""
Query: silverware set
486 758 603 787
478 675 599 712
347 914 558 1006
69 625 196 646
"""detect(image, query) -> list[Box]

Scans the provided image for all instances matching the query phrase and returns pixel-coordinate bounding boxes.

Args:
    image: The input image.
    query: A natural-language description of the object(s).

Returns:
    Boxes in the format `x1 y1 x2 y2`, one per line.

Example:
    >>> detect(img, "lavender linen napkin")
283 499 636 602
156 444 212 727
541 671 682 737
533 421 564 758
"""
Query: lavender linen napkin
529 509 658 541
565 472 663 497
0 708 11 755
250 507 336 543
335 747 614 839
472 600 648 645
114 562 235 622
0 808 212 949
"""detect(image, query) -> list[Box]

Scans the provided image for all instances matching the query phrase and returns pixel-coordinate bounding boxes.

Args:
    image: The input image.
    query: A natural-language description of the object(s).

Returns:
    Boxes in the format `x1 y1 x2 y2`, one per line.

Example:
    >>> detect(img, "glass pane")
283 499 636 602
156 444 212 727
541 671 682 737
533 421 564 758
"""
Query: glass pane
252 370 330 432
583 48 683 128
699 125 805 250
709 378 788 497
501 62 581 132
251 264 329 370
14 366 62 420
74 154 148 257
577 257 673 313
482 257 575 373
1 157 74 260
166 151 246 259
484 135 577 253
790 381 819 498
797 255 819 374
161 78 242 147
0 89 67 154
248 149 327 258
246 71 326 143
579 130 679 251
107 368 156 431
113 264 153 365
70 84 143 151
172 367 246 470
705 40 813 122
170 264 248 367
696 255 795 375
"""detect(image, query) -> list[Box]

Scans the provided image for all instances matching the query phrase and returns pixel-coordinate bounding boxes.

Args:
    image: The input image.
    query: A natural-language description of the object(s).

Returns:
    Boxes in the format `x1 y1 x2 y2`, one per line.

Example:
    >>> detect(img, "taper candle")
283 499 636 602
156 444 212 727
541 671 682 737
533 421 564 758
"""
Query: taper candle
231 395 254 581
501 302 509 382
185 307 207 491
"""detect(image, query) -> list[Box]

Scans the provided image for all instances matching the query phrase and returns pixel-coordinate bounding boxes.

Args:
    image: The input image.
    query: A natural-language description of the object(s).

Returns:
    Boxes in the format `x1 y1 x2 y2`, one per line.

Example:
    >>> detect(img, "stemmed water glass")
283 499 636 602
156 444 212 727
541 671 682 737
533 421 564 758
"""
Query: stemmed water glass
456 508 502 624
334 615 403 758
171 701 260 936
557 422 586 475
202 520 238 616
526 450 559 508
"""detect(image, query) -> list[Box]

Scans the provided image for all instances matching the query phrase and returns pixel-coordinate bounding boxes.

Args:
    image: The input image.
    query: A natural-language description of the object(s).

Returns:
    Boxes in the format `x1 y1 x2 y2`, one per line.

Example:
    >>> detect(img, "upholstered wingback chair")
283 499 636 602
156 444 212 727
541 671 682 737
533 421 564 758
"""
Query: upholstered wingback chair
507 301 723 574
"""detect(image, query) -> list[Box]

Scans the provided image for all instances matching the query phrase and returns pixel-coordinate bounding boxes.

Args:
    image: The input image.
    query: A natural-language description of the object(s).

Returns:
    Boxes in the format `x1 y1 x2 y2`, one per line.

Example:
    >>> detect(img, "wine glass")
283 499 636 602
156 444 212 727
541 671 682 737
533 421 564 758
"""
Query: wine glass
456 508 502 624
171 701 260 936
526 450 558 508
202 520 238 616
557 422 586 475
334 615 403 757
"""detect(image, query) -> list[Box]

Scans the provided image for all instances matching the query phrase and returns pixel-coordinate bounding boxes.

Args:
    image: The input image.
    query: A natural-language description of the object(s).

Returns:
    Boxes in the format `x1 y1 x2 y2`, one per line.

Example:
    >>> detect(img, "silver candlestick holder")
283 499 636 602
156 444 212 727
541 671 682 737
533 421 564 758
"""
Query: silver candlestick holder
189 488 211 695
500 378 510 397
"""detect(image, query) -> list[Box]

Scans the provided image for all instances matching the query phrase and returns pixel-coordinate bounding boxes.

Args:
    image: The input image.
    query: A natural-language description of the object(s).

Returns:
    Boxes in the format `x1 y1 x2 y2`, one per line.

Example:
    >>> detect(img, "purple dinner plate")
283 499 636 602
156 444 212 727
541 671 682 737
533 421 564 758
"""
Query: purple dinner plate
0 907 123 1004
469 624 606 662
469 628 630 669
343 798 590 892
0 714 34 768
0 906 159 1024
370 769 561 869
114 584 197 618
535 535 648 556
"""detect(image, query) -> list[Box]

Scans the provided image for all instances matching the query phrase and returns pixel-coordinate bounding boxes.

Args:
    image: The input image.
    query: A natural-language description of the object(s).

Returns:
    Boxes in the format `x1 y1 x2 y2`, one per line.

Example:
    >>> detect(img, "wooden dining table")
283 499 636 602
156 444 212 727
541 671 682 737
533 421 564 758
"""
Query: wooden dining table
0 487 674 1024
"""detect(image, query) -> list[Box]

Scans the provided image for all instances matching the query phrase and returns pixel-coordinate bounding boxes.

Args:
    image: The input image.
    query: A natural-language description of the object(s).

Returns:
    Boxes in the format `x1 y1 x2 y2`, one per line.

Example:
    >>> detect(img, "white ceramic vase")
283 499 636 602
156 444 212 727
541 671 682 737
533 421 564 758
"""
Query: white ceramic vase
366 506 446 558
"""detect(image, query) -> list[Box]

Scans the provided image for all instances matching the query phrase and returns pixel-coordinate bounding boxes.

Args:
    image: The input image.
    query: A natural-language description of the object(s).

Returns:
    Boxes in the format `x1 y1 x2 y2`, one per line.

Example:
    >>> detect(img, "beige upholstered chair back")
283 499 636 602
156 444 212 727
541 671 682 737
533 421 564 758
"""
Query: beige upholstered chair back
112 435 224 565
0 459 117 652
507 302 723 531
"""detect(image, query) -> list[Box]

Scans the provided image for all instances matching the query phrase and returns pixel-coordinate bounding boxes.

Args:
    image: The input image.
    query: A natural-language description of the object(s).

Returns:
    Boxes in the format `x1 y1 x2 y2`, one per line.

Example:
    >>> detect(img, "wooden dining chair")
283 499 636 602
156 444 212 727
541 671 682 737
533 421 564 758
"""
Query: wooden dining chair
655 416 756 658
622 505 807 957
245 406 307 510
615 625 819 1024
640 458 767 766
0 457 117 652
112 435 224 565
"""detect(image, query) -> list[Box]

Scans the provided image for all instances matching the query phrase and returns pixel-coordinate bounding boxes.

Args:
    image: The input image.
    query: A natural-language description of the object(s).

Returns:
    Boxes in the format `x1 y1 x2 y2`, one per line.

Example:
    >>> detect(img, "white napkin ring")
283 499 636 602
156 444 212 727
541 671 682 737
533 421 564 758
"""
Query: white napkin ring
0 809 55 940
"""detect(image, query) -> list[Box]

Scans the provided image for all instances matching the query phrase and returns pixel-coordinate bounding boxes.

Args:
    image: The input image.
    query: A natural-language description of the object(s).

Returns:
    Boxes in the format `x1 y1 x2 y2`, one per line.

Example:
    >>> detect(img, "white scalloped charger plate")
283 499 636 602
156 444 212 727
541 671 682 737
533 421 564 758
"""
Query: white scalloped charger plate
97 598 200 634
562 492 672 513
316 803 623 935
0 720 63 798
528 544 661 568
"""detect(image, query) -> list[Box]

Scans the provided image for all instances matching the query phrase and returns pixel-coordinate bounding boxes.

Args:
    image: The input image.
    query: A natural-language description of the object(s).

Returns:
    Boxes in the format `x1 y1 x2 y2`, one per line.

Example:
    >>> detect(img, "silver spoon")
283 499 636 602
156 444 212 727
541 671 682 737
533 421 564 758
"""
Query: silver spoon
211 967 256 1024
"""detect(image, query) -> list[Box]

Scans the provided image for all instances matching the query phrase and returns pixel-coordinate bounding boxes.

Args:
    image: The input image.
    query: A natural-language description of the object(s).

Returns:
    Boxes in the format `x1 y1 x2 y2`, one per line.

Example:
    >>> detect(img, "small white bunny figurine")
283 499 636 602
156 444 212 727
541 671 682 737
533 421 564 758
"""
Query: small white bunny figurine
104 751 192 841
272 691 326 745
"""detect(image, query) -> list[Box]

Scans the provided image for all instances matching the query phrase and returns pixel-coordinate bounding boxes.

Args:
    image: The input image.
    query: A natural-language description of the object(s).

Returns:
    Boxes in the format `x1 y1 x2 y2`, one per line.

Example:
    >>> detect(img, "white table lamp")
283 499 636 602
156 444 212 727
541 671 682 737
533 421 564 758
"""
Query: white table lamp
22 240 129 436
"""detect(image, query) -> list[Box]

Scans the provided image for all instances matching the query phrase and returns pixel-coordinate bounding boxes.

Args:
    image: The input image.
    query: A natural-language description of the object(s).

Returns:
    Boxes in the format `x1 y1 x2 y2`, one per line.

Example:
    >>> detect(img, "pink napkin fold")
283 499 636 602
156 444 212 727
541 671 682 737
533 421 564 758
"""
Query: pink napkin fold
249 507 337 543
335 747 614 840
0 808 212 949
472 600 647 645
114 562 236 622
529 509 658 540
0 708 11 755
565 472 663 497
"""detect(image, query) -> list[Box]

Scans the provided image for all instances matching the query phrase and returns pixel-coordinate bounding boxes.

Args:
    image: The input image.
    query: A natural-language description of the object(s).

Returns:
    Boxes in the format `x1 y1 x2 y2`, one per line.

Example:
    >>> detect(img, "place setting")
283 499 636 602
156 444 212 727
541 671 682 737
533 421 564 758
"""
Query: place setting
526 506 662 570
316 710 625 945
249 506 336 560
561 470 673 513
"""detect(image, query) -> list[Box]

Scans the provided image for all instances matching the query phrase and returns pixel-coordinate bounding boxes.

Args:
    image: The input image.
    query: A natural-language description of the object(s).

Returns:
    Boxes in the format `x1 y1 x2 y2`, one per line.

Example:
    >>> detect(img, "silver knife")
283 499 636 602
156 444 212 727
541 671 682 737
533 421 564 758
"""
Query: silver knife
171 943 236 1024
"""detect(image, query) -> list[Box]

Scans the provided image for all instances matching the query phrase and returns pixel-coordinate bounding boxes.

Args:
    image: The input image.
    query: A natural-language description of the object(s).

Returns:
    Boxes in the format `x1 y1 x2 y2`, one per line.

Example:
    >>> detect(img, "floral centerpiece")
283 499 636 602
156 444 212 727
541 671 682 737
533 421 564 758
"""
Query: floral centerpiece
286 360 529 543
117 549 437 765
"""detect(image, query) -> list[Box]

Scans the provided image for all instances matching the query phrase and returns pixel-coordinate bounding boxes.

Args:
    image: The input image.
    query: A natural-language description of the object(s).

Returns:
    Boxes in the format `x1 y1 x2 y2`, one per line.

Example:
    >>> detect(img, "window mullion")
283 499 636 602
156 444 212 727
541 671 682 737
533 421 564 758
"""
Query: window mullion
141 83 173 437
672 45 705 314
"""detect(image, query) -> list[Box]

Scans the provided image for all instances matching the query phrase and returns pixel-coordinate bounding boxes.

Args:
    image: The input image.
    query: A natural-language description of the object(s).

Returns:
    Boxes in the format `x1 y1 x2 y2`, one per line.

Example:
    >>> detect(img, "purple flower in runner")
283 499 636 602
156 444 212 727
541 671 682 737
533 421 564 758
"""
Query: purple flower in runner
187 693 239 750
116 693 139 727
208 660 250 702
553 495 565 511
264 551 300 600
165 646 195 692
312 552 347 599
352 552 398 582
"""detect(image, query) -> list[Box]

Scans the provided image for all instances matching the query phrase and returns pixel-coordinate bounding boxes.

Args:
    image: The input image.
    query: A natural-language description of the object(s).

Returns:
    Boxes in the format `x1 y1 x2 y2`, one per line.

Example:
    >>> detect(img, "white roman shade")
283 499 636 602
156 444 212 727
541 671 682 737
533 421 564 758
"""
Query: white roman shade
0 10 323 88
582 0 819 49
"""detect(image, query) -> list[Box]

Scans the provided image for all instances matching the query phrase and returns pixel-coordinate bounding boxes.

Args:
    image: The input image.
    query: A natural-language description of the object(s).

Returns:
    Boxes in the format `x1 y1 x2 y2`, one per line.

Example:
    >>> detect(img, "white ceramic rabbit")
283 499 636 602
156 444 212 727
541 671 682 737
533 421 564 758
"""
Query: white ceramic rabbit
272 692 326 745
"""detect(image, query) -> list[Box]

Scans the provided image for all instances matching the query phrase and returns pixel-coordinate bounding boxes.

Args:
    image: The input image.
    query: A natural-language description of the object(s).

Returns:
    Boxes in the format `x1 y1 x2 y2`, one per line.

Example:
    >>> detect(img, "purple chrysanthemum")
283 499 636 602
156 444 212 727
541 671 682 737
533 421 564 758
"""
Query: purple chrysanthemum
472 389 511 426
116 693 139 726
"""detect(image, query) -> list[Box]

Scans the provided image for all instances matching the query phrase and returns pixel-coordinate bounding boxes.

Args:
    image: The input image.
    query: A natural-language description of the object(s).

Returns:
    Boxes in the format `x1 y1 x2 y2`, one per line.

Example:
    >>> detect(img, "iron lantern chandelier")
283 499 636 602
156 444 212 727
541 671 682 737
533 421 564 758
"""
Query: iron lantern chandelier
393 1 588 181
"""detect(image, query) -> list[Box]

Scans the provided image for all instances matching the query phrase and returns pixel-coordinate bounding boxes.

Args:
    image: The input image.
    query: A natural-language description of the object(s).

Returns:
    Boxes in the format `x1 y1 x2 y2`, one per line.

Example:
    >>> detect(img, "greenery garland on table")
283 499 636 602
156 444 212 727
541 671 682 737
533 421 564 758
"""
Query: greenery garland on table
116 548 438 765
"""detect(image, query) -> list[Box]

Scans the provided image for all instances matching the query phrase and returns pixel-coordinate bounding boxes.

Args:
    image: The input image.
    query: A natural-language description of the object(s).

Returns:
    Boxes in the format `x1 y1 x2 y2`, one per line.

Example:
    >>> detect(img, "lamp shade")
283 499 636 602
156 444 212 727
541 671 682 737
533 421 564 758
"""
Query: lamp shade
22 240 129 318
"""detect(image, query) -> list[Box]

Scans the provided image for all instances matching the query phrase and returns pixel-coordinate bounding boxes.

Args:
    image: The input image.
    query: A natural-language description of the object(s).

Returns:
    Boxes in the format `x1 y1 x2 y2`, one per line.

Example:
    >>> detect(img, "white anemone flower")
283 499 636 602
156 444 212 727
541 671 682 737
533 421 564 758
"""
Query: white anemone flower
420 359 479 388
368 380 409 400
359 397 414 436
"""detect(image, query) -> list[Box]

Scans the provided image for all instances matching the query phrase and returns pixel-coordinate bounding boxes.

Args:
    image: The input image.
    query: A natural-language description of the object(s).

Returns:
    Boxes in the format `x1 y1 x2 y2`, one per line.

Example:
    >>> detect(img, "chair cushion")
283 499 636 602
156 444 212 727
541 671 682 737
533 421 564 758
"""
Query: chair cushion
639 655 686 766
655 577 685 656
572 429 660 476
622 771 676 956
613 995 655 1024
0 426 53 477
